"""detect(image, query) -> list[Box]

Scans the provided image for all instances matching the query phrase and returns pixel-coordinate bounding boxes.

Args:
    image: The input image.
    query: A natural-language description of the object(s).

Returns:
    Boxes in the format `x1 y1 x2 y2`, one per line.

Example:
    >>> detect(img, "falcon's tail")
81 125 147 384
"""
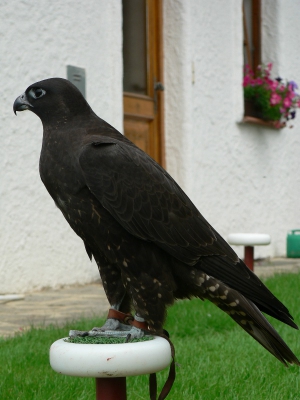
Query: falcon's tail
200 274 300 366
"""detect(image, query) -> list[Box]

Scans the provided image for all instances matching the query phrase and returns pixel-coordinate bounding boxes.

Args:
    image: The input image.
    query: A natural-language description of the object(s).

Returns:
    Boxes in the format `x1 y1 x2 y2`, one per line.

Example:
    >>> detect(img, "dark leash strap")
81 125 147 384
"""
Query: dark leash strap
149 331 176 400
107 309 176 400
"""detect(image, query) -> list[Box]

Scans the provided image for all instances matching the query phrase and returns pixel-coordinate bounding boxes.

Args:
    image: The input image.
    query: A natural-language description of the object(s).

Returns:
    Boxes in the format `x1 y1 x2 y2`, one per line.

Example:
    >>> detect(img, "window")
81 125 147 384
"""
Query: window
243 0 261 70
123 0 147 95
242 0 276 127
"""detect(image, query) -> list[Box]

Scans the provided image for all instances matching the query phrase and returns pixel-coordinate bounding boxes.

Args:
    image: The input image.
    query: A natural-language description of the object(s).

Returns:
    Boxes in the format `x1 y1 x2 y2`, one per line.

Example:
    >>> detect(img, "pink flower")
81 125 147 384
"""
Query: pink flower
243 75 252 87
266 63 272 77
270 93 281 105
283 97 292 108
280 107 286 114
268 81 278 91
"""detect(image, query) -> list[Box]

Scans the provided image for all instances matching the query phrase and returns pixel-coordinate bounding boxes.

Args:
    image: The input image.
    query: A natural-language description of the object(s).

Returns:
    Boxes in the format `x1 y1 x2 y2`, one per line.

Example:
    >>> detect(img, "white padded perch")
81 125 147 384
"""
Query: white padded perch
50 336 172 400
228 233 271 271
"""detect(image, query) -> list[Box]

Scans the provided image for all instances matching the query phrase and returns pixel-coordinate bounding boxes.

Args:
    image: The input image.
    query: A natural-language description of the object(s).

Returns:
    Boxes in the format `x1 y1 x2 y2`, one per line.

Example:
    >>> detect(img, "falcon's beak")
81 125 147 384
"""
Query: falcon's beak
13 92 33 115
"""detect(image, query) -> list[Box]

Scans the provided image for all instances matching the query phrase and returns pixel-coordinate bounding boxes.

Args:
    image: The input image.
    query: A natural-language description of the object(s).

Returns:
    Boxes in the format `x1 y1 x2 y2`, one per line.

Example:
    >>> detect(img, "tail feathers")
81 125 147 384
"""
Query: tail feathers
200 274 300 366
199 255 298 329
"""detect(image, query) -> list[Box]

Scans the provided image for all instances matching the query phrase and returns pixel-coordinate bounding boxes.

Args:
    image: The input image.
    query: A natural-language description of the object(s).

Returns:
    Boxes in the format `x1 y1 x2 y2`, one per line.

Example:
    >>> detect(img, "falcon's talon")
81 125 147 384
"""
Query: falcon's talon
124 325 146 339
68 325 146 339
90 325 145 339
66 326 145 339
87 329 131 338
125 333 131 343
69 318 147 339
93 318 132 332
69 329 89 337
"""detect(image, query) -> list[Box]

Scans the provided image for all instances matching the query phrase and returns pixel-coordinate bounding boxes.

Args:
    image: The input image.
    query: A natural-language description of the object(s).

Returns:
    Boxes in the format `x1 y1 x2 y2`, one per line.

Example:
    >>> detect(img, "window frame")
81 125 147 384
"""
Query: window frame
243 0 261 71
242 0 281 128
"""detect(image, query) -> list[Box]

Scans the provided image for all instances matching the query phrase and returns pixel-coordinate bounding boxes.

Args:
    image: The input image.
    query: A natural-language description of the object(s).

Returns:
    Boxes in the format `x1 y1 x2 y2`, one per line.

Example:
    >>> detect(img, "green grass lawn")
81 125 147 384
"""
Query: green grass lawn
1 273 300 400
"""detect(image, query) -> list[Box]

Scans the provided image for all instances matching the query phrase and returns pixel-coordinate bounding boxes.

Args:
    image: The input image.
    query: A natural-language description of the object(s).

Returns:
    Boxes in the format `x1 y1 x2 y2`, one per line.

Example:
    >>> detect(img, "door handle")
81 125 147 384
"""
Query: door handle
154 80 164 113
154 82 164 91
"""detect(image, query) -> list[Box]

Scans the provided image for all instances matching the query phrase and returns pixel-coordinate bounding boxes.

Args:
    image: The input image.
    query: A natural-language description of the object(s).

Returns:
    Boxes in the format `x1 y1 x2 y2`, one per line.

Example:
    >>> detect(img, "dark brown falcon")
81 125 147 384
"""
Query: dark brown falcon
14 78 300 366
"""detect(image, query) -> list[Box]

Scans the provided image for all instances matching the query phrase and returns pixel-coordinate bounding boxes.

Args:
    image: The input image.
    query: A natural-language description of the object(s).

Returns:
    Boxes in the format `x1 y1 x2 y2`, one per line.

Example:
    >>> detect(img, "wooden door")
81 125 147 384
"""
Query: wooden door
123 0 164 166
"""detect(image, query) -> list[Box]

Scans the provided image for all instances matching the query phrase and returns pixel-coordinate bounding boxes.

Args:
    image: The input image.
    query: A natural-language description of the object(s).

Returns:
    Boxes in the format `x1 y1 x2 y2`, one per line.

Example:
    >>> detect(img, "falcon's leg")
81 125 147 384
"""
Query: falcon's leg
89 312 147 339
69 255 162 338
91 296 132 332
70 311 147 339
69 257 134 337
69 297 133 338
94 257 133 330
96 316 129 331
69 268 147 338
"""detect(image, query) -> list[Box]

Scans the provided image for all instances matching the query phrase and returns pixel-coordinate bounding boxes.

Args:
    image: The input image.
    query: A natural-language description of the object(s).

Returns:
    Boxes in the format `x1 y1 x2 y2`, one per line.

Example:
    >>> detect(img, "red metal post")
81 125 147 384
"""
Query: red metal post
244 246 254 271
96 377 127 400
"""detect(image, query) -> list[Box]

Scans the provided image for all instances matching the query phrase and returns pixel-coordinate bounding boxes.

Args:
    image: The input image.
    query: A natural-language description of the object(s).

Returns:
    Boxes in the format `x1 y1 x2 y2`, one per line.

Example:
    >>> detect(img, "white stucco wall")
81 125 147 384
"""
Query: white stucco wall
163 0 300 259
1 0 123 293
1 0 300 294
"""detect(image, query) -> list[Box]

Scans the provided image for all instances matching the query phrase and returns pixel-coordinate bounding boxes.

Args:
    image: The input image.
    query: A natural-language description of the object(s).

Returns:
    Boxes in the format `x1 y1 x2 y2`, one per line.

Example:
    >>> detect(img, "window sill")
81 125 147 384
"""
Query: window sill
242 115 285 130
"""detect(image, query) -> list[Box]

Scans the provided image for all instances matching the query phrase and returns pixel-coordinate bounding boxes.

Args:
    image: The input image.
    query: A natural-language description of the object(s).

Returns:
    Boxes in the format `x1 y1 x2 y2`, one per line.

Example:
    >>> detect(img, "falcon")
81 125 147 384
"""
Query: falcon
14 78 299 366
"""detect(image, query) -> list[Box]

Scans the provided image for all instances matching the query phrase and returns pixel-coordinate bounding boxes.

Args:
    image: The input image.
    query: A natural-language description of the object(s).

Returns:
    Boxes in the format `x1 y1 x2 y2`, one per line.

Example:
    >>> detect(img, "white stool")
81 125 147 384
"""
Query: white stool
50 336 172 400
228 233 271 271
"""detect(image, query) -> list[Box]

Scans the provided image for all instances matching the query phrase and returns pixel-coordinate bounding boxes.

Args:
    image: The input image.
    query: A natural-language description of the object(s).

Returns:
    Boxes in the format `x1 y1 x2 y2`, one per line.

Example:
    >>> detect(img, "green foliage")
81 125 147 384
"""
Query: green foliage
244 85 282 121
1 273 300 399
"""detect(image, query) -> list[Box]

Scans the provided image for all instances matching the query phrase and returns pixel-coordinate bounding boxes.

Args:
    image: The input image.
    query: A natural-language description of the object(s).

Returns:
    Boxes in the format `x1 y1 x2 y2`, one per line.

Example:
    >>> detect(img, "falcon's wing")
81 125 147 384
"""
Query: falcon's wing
78 135 298 329
79 136 238 266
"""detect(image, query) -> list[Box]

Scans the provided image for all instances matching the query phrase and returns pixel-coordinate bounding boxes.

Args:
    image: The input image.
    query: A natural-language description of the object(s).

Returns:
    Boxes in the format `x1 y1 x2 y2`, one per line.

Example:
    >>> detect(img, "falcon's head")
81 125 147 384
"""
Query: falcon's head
13 78 90 121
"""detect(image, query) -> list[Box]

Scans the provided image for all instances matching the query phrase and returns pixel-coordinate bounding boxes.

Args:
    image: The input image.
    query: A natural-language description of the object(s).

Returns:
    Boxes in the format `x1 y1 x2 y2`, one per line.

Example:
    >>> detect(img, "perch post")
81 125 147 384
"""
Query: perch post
228 233 271 271
50 336 172 399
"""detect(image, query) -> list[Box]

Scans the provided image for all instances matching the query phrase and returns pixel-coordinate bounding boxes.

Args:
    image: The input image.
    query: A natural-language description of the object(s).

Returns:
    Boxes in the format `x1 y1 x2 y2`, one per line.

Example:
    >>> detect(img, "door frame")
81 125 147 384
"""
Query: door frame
123 0 165 167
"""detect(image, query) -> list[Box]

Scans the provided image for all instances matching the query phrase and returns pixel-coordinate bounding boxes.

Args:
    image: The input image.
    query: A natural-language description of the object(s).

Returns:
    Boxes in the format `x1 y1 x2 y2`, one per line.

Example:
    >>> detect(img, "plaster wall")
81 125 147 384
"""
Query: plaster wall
1 0 300 294
163 0 300 259
1 0 123 293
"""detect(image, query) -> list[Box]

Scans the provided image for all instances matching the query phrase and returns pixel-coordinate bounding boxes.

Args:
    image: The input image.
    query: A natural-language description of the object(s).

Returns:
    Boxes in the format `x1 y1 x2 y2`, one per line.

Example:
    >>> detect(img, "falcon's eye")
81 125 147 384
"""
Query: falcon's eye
28 88 46 99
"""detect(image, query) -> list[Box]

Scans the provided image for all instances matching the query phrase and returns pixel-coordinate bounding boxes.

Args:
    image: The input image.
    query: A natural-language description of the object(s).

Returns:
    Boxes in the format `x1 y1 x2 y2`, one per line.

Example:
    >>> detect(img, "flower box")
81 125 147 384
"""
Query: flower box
243 99 285 129
243 64 300 128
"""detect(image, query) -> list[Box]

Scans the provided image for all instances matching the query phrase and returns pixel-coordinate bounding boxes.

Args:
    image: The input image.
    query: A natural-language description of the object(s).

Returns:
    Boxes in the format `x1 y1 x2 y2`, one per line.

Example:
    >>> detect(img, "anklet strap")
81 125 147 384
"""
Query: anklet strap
130 318 149 330
107 308 134 324
107 308 150 330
